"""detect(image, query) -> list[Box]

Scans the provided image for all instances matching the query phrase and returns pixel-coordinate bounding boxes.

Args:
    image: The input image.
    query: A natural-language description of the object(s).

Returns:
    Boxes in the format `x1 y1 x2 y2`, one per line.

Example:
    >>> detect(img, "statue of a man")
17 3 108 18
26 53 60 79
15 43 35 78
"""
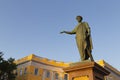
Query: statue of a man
61 16 94 61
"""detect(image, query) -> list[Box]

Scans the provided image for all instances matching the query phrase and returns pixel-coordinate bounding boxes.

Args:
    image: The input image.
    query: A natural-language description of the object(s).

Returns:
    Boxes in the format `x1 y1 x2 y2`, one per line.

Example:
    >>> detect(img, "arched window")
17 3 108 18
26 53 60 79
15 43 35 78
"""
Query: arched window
55 73 59 80
24 67 27 74
64 74 68 80
46 70 50 78
34 68 39 75
20 68 22 76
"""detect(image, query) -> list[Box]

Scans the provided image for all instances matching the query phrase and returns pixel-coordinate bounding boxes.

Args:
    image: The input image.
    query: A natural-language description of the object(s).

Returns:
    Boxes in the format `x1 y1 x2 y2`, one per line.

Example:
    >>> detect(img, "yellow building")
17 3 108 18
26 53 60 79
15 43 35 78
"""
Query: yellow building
97 60 120 80
15 54 120 80
15 54 70 80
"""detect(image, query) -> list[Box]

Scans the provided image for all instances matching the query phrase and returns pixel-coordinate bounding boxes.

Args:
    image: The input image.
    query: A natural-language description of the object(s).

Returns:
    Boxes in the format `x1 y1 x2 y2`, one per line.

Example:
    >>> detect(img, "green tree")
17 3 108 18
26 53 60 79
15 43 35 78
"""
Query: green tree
0 52 17 80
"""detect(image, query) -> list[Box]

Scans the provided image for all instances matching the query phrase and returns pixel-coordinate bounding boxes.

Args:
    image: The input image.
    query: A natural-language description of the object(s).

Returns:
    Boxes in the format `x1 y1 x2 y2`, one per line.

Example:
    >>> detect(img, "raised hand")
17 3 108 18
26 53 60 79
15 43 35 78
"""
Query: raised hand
60 31 66 34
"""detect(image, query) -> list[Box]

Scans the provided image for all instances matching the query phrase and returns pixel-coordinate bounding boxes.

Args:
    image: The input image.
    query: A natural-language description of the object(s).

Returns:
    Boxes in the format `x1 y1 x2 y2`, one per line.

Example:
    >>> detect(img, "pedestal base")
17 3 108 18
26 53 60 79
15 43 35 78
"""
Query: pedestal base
64 61 110 80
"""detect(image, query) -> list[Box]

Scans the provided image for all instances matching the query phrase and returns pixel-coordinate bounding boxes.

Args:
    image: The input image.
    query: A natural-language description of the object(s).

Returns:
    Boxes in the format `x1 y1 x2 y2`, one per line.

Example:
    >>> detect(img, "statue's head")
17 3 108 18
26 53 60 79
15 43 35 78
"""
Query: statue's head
76 16 83 22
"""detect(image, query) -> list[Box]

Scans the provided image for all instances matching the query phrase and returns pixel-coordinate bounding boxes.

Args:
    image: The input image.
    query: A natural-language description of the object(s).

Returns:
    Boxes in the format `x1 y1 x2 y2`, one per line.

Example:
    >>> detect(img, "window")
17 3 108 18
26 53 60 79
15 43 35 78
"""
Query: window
64 74 68 80
34 68 38 75
46 70 50 78
24 67 27 74
20 68 22 76
55 73 59 80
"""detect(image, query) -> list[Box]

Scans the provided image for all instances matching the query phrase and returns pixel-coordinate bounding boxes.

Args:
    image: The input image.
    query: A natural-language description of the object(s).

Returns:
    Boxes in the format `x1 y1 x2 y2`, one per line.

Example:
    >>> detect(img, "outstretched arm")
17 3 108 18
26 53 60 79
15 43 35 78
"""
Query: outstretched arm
60 26 78 35
60 31 75 35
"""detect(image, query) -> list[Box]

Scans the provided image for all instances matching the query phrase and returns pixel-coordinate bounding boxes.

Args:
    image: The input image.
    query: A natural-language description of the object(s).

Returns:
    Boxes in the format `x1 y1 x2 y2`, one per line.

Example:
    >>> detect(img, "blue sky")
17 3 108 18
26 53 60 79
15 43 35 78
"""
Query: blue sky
0 0 120 70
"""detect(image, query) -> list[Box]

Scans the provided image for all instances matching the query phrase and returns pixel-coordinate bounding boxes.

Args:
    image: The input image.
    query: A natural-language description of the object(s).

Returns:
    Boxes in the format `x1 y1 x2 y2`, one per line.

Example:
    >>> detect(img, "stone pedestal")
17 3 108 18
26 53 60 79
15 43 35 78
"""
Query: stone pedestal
63 61 110 80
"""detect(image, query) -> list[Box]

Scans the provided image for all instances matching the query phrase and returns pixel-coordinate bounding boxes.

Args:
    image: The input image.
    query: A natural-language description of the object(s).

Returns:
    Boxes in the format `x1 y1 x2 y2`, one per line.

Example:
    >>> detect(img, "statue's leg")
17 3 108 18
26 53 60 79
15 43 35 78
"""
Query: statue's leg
89 52 94 61
85 49 89 60
85 37 94 61
86 49 94 61
76 38 85 61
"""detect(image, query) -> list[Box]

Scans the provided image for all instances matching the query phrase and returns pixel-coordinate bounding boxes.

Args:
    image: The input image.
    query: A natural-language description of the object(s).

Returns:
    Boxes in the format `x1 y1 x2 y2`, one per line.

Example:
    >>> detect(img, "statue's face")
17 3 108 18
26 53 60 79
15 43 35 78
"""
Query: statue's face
76 17 82 22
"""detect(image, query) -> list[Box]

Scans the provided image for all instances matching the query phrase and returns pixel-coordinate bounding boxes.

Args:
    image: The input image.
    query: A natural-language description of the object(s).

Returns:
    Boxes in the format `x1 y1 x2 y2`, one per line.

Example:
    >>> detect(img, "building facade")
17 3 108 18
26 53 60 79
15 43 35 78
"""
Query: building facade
97 60 120 80
15 54 69 80
15 54 120 80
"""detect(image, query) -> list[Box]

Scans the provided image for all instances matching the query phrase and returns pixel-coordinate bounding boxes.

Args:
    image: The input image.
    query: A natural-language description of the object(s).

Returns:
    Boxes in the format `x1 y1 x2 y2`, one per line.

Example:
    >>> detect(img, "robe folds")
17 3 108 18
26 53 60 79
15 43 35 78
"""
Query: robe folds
71 22 93 61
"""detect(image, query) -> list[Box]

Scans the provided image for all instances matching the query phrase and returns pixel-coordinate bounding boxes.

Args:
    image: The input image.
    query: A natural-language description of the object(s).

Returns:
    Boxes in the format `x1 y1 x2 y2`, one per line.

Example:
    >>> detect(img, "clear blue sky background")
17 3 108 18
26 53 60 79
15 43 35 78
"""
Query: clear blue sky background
0 0 120 70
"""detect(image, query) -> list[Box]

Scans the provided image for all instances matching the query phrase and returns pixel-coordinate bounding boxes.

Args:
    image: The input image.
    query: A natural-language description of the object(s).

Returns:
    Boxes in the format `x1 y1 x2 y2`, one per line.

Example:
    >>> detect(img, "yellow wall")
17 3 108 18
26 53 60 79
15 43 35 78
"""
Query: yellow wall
16 65 44 80
74 76 88 80
15 54 69 80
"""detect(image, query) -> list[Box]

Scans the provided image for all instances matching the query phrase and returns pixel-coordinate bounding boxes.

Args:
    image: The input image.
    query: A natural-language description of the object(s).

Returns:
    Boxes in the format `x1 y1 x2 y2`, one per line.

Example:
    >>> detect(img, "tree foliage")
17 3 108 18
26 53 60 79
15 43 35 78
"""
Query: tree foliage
0 52 17 80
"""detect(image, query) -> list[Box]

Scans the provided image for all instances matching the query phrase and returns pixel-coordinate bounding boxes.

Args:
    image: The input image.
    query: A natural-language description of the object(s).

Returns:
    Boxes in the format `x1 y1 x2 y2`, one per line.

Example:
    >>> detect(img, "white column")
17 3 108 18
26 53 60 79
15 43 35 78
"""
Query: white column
51 71 54 80
42 69 46 80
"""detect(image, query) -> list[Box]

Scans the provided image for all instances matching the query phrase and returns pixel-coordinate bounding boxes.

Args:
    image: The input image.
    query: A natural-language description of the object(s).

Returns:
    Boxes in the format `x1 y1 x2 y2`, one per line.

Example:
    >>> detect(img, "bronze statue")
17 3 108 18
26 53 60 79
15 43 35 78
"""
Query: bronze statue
60 16 94 61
